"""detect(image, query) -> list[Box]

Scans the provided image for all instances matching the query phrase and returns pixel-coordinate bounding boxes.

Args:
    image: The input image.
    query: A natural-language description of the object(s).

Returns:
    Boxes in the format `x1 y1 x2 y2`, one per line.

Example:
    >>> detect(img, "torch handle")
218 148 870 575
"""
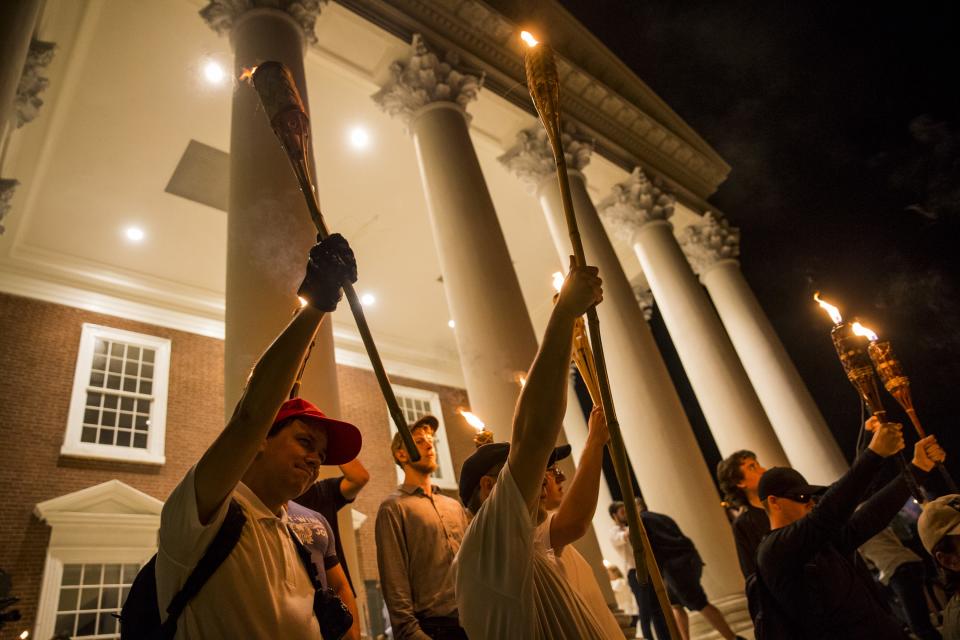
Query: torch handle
290 153 421 462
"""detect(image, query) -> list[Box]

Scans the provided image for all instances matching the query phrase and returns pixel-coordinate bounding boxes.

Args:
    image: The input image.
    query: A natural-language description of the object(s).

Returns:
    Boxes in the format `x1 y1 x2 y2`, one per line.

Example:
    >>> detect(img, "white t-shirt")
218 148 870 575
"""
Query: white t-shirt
535 514 626 639
455 462 607 640
155 466 322 640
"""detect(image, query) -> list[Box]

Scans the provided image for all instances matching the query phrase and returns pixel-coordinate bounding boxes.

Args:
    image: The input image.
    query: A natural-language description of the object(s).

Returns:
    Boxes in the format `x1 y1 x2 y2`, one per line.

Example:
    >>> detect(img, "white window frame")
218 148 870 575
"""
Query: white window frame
388 385 458 490
61 323 171 465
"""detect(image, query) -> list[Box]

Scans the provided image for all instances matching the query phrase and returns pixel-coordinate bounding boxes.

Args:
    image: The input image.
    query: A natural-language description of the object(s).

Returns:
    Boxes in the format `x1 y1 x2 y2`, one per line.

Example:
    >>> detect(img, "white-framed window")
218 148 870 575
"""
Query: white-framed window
51 562 139 638
61 323 171 464
388 385 458 490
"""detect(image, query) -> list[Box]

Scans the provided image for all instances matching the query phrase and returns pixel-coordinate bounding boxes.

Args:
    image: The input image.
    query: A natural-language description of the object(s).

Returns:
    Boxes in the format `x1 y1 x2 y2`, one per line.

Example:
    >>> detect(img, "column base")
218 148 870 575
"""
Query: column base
688 592 753 639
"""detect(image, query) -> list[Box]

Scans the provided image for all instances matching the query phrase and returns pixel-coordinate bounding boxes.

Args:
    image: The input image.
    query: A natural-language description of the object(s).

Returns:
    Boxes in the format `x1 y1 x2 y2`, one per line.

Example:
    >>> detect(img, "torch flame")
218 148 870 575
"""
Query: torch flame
813 292 843 324
552 271 565 293
239 66 257 84
518 374 527 388
298 296 309 308
520 31 540 48
851 322 879 342
459 409 486 432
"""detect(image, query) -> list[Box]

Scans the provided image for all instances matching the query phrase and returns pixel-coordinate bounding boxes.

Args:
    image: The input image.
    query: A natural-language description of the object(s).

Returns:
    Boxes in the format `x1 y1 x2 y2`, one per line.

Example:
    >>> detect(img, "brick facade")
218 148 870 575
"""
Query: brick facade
0 293 476 638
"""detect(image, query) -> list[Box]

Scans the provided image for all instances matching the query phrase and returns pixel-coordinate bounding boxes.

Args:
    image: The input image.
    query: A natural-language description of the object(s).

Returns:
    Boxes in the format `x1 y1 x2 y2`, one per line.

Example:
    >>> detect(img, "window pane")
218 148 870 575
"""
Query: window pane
108 357 122 373
92 354 107 371
55 613 75 635
135 415 149 430
90 371 105 387
118 413 132 429
110 342 124 357
128 345 140 361
122 564 139 582
83 409 99 424
94 338 108 355
104 395 118 409
123 377 137 392
98 612 118 635
103 564 121 585
141 363 154 381
142 348 155 363
86 392 102 407
101 587 119 609
107 374 121 390
139 380 153 395
58 587 79 611
79 587 99 610
82 565 102 585
62 564 82 586
136 399 150 413
120 396 134 411
76 611 97 635
102 411 116 427
124 359 138 376
133 433 148 448
81 427 97 443
116 431 131 447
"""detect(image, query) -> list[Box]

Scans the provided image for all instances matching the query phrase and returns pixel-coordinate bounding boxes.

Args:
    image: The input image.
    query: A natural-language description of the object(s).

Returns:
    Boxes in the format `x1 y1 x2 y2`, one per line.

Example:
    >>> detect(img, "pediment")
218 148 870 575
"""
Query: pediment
34 479 163 522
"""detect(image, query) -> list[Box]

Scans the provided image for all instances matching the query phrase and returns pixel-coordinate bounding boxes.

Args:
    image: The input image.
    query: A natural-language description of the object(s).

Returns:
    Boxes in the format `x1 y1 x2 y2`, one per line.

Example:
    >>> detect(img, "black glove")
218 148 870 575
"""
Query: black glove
297 233 358 311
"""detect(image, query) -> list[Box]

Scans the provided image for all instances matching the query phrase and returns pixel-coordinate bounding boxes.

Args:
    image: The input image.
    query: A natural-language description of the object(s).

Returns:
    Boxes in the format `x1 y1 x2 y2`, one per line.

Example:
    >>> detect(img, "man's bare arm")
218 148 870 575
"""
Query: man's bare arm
195 307 324 523
551 405 608 551
339 458 370 501
326 563 361 640
509 263 602 511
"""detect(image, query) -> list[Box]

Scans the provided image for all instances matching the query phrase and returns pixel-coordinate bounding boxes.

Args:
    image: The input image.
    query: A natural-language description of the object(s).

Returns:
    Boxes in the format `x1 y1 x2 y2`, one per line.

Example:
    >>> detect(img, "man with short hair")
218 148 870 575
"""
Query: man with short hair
454 263 609 639
757 417 945 639
535 405 625 639
717 450 768 578
156 235 361 639
920 494 960 640
375 416 469 640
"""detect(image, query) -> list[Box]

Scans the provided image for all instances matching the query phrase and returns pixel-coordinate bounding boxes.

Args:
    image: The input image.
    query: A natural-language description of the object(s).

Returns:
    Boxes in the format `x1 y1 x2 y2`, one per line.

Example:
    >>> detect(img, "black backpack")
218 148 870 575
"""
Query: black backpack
118 500 247 640
746 571 801 640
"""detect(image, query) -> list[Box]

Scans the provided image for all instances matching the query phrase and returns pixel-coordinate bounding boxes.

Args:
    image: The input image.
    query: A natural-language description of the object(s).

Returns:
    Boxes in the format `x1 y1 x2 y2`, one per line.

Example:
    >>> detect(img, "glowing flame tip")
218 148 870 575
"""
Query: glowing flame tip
239 66 257 83
520 31 539 48
813 292 843 324
459 409 486 432
851 322 879 342
552 271 564 293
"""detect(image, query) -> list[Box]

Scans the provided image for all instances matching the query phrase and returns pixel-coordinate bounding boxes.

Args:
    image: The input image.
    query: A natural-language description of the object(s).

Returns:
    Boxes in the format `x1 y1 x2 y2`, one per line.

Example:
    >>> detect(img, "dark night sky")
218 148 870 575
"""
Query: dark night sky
558 1 960 487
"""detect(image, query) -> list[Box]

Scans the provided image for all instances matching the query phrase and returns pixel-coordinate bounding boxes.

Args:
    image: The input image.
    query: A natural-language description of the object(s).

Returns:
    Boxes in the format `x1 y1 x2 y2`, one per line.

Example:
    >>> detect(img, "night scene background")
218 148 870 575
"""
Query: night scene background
556 1 960 493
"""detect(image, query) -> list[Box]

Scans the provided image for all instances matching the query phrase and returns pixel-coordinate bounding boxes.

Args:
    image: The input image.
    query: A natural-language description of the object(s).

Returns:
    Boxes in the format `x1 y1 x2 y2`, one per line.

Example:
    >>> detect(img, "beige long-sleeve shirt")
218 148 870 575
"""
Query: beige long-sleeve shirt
375 484 468 639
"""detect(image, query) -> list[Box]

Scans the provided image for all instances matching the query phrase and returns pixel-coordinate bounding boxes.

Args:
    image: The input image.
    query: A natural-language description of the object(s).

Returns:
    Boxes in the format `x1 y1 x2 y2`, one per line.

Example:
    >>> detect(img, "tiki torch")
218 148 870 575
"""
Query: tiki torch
247 61 419 461
814 294 923 499
460 409 494 448
853 322 956 491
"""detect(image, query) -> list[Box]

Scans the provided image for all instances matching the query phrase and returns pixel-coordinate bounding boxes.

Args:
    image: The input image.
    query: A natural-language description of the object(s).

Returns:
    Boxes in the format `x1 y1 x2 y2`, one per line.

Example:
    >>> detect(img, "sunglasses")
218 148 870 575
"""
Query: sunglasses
784 492 817 504
546 467 565 481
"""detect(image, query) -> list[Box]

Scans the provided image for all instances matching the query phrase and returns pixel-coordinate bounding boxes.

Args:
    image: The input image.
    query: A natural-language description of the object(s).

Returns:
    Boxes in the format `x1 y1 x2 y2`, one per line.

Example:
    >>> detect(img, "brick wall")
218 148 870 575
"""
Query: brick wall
0 293 474 638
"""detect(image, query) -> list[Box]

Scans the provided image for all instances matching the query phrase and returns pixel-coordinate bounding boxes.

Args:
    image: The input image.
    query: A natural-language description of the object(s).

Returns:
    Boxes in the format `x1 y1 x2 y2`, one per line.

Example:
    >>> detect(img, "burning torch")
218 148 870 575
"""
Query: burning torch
460 409 494 447
247 61 419 461
852 321 957 491
814 294 924 499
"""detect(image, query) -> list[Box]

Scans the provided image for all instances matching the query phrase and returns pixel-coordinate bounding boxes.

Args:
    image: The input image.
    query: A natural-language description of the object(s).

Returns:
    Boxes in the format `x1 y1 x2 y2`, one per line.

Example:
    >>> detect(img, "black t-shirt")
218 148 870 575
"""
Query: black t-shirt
295 476 356 594
732 504 770 578
640 511 699 562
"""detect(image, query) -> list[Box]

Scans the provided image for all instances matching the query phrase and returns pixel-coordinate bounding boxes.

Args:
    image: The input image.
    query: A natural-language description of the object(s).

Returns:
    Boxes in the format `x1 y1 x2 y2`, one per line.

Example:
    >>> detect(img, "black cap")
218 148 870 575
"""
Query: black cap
758 467 827 502
458 442 572 506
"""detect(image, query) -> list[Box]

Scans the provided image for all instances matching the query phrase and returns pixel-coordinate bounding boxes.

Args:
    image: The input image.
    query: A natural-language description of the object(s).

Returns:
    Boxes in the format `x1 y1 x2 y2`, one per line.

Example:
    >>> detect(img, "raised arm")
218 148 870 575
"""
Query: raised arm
194 234 357 524
509 261 602 512
339 458 371 501
551 405 609 551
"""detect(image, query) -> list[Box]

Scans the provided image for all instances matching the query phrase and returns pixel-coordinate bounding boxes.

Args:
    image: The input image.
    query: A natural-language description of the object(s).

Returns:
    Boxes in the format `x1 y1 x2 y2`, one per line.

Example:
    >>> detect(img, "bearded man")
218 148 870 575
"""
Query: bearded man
375 416 470 639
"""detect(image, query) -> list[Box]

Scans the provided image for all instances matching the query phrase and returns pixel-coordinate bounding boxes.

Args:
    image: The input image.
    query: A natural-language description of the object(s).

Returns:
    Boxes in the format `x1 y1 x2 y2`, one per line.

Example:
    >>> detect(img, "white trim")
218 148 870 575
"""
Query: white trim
333 324 465 388
61 324 172 465
388 384 458 490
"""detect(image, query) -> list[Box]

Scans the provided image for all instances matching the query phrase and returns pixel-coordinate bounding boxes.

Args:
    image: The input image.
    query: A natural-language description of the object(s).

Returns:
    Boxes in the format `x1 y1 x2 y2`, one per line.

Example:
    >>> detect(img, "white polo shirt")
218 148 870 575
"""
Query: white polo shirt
535 514 625 639
155 466 322 640
455 462 606 640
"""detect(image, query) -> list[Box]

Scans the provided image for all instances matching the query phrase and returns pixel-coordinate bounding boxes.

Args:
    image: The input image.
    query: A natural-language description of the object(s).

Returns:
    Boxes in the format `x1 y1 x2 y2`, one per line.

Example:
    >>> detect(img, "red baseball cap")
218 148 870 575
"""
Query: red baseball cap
273 397 362 465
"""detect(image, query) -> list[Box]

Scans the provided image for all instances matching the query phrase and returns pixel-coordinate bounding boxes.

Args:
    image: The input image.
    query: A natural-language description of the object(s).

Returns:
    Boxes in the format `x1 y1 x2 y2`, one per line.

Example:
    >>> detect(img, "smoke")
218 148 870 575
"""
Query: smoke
886 115 960 222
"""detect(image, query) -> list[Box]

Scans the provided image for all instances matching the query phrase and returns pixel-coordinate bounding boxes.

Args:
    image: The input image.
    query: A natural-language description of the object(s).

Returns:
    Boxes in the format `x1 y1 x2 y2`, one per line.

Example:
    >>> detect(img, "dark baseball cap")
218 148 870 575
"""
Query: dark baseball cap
273 397 362 465
458 442 571 505
390 415 439 454
758 467 827 502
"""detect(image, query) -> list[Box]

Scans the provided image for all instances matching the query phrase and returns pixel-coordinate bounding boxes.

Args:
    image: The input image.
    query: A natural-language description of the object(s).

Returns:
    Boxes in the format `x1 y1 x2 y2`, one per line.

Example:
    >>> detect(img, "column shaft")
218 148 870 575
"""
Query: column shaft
539 172 743 597
225 9 340 418
632 220 789 466
409 103 538 437
702 260 848 482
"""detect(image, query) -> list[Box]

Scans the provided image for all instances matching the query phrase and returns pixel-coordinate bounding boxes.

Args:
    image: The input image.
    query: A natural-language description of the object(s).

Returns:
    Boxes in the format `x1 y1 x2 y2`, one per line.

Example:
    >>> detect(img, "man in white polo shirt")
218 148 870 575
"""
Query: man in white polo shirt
155 235 362 639
454 262 610 639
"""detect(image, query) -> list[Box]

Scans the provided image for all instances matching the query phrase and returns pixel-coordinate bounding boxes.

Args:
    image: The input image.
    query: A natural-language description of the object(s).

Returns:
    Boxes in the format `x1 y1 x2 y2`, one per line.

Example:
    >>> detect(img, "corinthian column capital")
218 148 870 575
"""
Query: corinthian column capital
372 34 484 124
597 167 676 243
15 39 56 128
498 124 593 190
680 211 740 275
199 0 327 44
0 178 19 235
630 276 655 321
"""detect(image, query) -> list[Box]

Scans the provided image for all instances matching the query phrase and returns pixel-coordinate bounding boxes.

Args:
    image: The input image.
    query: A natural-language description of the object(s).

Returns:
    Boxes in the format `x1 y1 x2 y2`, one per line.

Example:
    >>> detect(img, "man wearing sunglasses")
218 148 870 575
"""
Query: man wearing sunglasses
756 418 945 639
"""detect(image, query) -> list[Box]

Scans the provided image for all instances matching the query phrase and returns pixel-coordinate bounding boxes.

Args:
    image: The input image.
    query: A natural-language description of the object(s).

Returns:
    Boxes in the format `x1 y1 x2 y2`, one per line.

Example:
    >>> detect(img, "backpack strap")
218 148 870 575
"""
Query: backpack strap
159 499 247 637
286 523 323 590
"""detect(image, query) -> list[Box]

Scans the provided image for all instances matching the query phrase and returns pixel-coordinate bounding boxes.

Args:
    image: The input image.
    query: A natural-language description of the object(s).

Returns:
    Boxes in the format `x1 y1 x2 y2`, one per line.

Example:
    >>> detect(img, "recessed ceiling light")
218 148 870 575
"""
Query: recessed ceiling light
448 319 456 328
349 126 370 150
361 293 376 306
204 60 225 84
125 227 145 243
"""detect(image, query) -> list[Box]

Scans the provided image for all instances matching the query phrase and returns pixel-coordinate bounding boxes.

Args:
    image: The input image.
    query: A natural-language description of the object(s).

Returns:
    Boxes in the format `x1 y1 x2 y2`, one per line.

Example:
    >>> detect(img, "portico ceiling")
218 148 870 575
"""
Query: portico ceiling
0 0 715 385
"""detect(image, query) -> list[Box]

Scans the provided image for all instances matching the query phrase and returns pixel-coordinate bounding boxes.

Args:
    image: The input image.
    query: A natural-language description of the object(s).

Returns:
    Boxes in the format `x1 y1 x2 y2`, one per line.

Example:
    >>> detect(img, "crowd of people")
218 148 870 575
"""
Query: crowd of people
141 235 956 639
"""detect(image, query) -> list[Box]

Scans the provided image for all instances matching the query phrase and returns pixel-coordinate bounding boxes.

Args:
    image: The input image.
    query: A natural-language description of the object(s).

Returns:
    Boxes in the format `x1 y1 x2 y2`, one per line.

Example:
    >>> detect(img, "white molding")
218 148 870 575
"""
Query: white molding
61 324 172 465
333 324 464 388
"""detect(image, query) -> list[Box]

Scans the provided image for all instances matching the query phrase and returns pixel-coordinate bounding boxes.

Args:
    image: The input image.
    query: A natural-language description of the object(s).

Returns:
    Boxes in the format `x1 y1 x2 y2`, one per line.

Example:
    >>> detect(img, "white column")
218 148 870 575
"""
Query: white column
373 35 537 439
682 213 847 483
500 128 743 598
600 168 789 468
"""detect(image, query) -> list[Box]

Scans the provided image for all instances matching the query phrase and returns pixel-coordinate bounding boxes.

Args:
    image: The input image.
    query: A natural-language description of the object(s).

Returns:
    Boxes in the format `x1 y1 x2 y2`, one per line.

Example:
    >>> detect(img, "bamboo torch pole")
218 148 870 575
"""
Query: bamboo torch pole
524 32 680 640
247 62 419 461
